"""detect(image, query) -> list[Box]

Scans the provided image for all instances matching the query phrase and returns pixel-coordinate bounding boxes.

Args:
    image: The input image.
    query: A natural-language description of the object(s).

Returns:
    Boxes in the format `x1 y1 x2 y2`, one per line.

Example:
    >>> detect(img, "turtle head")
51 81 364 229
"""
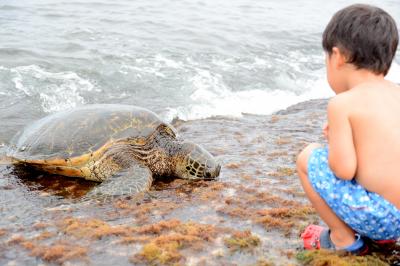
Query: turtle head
174 141 221 180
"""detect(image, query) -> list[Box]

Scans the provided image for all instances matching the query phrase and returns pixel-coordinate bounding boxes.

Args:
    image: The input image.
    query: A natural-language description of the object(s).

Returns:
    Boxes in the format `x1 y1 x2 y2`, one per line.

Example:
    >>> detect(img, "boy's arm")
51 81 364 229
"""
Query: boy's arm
327 95 357 180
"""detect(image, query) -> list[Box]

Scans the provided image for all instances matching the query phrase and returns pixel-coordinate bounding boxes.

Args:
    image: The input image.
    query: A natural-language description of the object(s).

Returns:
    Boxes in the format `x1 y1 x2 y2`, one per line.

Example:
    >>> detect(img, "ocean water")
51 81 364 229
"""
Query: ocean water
0 0 399 140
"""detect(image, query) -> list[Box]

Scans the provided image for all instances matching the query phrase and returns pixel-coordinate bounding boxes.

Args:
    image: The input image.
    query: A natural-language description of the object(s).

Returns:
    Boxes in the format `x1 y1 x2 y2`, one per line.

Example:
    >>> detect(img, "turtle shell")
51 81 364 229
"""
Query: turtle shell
8 104 172 161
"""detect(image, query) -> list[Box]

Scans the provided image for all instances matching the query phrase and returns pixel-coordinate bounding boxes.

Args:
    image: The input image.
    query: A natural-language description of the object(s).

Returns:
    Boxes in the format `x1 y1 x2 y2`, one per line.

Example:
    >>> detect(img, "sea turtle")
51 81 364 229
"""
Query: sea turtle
5 104 221 197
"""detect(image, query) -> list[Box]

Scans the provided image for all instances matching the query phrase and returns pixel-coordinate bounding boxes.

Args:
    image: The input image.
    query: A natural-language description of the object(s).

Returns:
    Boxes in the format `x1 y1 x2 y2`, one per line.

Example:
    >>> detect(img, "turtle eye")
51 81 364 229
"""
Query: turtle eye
205 172 211 178
159 124 176 138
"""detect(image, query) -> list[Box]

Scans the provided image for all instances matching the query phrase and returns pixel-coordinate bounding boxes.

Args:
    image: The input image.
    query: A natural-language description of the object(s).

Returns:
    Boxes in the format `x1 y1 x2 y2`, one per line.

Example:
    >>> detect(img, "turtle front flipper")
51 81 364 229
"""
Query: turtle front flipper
84 160 153 201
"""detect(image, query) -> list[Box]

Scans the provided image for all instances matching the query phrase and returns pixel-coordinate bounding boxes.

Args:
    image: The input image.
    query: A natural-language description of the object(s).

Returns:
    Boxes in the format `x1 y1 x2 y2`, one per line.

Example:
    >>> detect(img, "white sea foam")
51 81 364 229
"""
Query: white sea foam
164 67 333 121
119 53 185 77
163 59 400 121
154 54 184 69
120 64 166 78
9 65 94 113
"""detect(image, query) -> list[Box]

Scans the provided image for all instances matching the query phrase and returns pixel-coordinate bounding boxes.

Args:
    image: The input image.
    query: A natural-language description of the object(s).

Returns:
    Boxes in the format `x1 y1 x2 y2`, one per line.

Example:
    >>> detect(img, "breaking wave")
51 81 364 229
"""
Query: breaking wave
2 65 95 113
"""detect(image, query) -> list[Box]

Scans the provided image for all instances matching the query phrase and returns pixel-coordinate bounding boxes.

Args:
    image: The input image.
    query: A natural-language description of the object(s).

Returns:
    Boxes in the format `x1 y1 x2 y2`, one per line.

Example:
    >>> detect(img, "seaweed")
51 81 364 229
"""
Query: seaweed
0 228 7 238
296 250 388 266
267 167 296 177
275 137 292 145
29 242 88 264
224 230 261 252
270 115 281 123
256 206 316 236
7 234 87 264
224 162 242 169
133 242 182 265
219 184 317 236
33 231 55 241
134 219 181 234
58 217 129 239
32 222 50 230
132 220 218 265
252 259 276 266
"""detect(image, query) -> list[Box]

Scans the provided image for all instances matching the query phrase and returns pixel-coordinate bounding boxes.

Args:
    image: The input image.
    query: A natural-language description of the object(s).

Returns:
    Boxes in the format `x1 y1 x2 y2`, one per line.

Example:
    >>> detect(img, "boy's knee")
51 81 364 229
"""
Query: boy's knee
297 143 322 175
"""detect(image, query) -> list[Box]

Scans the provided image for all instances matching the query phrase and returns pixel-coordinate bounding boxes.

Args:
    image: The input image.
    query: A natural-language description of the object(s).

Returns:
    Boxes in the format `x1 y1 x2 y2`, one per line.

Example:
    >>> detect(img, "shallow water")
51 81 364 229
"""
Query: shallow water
0 100 325 265
1 100 398 265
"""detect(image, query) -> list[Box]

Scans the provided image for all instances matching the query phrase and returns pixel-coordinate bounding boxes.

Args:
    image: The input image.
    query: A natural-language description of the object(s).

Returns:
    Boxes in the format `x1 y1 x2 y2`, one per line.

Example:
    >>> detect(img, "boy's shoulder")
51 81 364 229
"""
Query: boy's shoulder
328 81 400 115
327 91 353 114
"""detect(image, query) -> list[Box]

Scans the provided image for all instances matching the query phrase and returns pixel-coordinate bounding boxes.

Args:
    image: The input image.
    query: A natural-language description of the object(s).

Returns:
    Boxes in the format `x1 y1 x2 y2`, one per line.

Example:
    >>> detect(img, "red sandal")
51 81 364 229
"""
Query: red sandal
301 224 326 249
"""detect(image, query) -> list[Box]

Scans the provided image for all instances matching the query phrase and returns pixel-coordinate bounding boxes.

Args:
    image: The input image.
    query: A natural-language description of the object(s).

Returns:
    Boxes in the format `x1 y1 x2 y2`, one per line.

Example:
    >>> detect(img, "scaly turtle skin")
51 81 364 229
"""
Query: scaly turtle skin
6 104 221 197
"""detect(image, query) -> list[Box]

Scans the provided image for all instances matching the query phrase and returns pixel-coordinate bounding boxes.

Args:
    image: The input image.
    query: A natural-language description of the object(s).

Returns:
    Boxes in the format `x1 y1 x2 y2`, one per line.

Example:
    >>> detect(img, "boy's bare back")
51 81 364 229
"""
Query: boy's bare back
298 4 400 247
320 4 400 211
329 80 400 209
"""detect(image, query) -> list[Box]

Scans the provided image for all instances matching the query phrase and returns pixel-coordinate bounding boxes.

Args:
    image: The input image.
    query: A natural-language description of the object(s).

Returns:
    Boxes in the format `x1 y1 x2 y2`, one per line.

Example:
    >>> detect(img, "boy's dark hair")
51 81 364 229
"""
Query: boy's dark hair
323 4 398 75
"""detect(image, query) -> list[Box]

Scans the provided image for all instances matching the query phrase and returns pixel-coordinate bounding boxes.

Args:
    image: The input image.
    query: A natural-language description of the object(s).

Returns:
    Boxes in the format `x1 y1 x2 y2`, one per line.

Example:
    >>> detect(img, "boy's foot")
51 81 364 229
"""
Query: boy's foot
301 225 369 255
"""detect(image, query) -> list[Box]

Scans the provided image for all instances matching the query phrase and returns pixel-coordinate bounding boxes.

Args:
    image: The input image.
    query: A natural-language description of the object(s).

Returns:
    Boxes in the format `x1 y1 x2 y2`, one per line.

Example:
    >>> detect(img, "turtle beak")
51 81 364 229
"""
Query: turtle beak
204 163 221 180
216 164 221 176
177 141 221 180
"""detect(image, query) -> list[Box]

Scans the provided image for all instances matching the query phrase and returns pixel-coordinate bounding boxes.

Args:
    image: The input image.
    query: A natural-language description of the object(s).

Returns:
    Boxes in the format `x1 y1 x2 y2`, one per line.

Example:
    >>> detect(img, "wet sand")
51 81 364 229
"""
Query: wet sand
0 99 398 265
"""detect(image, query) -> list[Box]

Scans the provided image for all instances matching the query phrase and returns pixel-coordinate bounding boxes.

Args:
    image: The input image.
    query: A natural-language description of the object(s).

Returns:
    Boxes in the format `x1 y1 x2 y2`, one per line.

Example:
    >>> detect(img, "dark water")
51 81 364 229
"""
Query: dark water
1 0 400 265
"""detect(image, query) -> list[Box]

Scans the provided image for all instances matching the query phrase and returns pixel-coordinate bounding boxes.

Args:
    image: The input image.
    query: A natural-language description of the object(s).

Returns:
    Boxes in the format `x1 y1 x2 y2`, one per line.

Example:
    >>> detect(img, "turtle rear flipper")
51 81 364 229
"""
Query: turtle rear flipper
84 160 153 202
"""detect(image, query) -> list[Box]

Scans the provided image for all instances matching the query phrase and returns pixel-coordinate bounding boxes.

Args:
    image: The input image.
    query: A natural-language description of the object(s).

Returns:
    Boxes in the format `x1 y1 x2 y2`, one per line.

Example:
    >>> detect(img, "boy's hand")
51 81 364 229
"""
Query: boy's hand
323 122 329 140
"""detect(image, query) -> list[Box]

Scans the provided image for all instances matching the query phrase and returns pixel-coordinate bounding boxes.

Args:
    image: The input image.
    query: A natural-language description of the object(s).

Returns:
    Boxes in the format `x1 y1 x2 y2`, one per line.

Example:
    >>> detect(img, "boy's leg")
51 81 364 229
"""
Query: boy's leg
297 143 356 248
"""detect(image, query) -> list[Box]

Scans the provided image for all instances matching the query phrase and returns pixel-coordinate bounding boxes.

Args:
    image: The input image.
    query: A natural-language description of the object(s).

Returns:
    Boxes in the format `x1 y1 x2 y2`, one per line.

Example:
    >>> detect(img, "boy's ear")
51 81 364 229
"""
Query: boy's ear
331 47 347 69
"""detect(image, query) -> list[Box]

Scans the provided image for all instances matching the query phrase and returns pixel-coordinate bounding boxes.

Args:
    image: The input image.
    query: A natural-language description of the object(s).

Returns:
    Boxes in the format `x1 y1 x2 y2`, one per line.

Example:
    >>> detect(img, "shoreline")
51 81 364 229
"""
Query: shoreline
1 98 398 265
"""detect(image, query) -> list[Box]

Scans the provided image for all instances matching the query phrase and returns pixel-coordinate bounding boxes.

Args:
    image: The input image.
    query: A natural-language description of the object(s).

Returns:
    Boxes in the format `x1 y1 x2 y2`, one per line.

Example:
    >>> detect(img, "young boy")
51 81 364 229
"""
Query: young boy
297 4 399 254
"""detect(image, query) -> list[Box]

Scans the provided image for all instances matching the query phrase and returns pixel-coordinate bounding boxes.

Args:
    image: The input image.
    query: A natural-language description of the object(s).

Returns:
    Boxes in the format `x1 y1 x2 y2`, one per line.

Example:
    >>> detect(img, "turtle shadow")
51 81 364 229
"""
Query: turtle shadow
5 166 214 201
8 165 98 199
152 175 213 197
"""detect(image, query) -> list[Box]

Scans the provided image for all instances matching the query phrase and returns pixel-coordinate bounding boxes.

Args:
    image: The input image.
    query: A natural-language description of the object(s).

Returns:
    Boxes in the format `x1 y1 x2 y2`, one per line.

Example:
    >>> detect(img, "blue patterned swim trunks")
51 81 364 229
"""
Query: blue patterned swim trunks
308 147 400 240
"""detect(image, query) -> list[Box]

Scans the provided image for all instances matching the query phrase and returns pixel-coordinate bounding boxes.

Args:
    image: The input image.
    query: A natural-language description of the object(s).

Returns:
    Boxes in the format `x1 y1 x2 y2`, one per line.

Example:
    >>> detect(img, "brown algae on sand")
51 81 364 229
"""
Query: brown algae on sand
0 228 7 238
58 216 220 265
133 242 182 265
267 166 296 177
29 243 88 264
58 217 129 239
224 230 261 252
219 183 318 236
132 220 218 265
7 235 88 264
296 250 389 266
256 206 317 236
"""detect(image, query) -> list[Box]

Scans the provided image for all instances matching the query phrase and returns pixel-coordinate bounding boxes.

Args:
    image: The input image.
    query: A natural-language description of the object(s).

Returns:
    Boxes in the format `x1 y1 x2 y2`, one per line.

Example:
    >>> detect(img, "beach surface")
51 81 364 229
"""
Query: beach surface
1 98 398 265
